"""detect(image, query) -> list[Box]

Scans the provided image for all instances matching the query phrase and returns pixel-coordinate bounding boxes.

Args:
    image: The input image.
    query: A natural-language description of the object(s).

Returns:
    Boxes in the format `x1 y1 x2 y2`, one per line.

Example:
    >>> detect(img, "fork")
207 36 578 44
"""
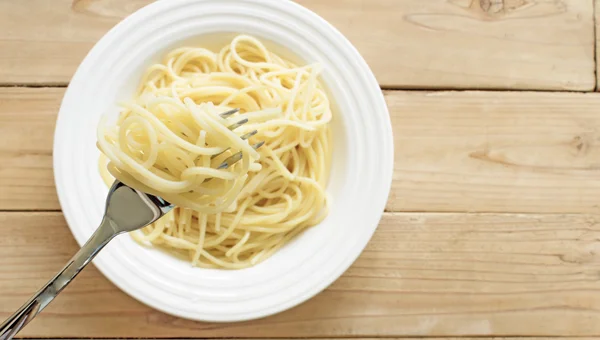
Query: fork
0 109 260 340
0 181 174 340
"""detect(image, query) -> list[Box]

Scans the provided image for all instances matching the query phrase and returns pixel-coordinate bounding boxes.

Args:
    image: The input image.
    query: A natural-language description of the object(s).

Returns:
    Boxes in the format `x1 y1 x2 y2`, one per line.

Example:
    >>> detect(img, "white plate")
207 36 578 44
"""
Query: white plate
53 0 393 322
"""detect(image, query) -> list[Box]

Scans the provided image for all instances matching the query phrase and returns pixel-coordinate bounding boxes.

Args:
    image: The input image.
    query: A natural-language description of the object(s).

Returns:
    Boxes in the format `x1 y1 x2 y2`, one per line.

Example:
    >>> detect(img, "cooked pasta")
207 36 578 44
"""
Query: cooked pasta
97 35 332 269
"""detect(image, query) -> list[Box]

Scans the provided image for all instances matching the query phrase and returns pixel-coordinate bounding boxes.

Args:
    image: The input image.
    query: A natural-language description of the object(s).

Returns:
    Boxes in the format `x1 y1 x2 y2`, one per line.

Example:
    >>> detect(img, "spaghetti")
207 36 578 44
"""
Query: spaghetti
97 35 332 269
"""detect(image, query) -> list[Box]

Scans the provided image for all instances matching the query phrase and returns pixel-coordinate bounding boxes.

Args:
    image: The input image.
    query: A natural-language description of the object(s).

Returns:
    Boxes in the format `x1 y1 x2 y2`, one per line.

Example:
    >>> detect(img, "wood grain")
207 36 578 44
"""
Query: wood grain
0 88 62 210
2 212 600 337
0 0 594 90
388 91 600 213
2 89 600 213
299 0 595 90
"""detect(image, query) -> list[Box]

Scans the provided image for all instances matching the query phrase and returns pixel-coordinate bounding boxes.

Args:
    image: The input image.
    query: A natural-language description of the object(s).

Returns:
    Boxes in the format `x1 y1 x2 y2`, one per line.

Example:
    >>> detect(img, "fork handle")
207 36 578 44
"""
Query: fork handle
0 218 117 340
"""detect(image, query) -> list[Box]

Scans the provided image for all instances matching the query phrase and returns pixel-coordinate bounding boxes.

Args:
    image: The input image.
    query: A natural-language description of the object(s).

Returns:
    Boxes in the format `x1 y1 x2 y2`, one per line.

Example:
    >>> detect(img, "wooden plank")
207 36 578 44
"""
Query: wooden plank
0 0 594 90
2 212 600 337
0 88 62 210
388 90 600 213
0 0 150 86
2 89 600 213
300 0 595 91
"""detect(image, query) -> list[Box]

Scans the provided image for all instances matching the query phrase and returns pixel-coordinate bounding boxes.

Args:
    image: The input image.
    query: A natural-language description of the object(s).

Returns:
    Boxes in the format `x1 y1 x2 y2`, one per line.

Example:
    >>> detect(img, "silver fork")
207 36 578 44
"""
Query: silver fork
0 181 174 340
0 109 260 340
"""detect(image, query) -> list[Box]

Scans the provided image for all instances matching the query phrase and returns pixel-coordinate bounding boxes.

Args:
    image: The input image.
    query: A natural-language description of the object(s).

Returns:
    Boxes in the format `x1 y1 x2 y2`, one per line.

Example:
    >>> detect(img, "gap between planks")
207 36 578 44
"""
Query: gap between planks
2 210 598 216
11 338 600 340
13 338 600 340
594 0 598 91
0 84 598 93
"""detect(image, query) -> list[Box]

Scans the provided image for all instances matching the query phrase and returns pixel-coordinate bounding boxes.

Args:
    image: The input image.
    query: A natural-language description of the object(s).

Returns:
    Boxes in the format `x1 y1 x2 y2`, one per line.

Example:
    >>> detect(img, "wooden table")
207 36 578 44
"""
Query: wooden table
1 0 600 338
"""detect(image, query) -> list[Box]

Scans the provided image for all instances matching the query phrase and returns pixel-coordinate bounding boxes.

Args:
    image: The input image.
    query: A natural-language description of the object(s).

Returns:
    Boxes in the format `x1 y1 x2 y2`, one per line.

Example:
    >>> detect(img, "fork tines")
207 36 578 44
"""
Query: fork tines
212 108 263 170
